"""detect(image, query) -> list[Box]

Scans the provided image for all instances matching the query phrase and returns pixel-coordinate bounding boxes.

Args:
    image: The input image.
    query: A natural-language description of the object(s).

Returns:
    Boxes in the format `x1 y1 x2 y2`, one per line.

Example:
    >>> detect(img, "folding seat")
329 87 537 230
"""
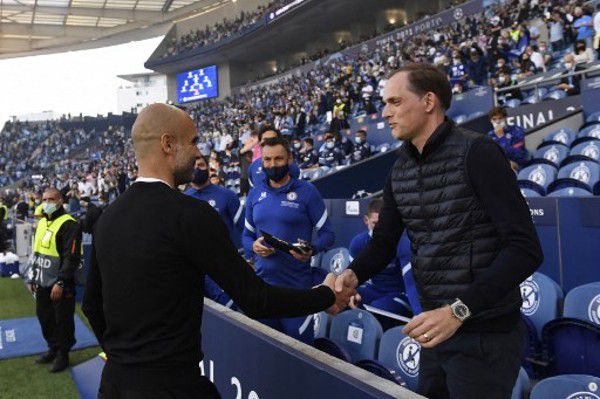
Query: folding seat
530 374 600 399
319 247 351 276
578 124 600 141
468 111 485 120
520 188 541 197
532 144 569 168
511 367 531 399
327 309 383 363
517 164 557 195
375 327 420 392
543 90 567 101
547 161 600 195
586 111 600 124
563 139 600 165
541 128 577 148
547 187 594 197
453 114 468 124
541 283 600 377
504 98 522 108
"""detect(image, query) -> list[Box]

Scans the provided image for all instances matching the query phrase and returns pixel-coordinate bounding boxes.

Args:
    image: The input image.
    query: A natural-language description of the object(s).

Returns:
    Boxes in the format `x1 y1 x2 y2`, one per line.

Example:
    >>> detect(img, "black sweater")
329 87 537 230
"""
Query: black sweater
82 182 334 389
350 132 543 332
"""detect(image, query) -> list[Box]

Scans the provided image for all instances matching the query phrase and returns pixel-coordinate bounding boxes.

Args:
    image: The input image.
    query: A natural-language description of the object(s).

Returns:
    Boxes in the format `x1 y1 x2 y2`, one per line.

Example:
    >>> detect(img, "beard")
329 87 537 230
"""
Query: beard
173 151 196 186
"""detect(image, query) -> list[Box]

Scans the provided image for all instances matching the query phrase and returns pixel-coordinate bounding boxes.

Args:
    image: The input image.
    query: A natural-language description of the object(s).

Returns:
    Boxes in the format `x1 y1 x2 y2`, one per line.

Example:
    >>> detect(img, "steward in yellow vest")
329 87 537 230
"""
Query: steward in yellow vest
27 188 82 373
0 199 8 221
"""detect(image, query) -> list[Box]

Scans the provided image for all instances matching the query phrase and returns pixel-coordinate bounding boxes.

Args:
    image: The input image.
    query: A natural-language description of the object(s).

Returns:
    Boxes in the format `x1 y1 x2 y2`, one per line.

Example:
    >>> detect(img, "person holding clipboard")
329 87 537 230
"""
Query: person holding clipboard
243 137 335 344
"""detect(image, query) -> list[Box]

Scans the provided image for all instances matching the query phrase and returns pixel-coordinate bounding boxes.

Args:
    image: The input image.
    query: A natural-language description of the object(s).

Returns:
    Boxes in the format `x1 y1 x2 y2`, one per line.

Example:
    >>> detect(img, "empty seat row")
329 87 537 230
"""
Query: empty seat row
518 160 600 196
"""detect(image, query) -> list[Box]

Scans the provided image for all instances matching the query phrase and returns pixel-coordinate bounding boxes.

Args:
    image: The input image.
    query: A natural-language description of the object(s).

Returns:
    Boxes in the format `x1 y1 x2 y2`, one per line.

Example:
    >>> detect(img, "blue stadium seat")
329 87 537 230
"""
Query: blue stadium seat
520 273 563 340
377 327 420 392
522 94 541 105
505 98 522 108
563 282 600 325
511 367 531 399
517 164 557 195
520 188 541 197
564 139 600 164
375 143 391 153
313 311 331 339
313 337 352 362
355 359 405 386
587 111 600 124
319 247 351 275
328 309 383 363
468 111 485 120
546 161 600 194
547 187 594 197
541 128 577 147
531 375 600 399
579 124 600 140
533 144 569 167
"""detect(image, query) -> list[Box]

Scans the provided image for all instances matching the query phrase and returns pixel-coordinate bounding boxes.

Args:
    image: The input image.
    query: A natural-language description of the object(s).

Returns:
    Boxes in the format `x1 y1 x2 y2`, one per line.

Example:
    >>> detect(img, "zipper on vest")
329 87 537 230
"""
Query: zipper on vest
417 163 432 237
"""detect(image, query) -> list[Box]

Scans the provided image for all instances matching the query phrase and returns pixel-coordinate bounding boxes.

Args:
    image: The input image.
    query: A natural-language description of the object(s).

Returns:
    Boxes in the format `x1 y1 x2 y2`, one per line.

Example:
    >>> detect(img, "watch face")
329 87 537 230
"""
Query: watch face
454 303 469 319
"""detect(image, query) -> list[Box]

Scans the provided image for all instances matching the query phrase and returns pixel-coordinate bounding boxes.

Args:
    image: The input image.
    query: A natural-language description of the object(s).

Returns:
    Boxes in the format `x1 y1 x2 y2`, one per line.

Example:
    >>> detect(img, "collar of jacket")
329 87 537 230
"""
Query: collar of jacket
403 117 455 162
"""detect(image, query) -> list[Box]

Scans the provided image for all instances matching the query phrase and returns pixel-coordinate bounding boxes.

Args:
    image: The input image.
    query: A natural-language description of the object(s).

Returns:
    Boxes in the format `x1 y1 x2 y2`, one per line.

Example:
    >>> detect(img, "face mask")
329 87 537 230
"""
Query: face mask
263 164 290 182
326 141 335 149
42 201 58 216
565 62 574 69
492 120 506 129
294 142 302 149
499 76 506 83
355 137 365 144
192 168 209 185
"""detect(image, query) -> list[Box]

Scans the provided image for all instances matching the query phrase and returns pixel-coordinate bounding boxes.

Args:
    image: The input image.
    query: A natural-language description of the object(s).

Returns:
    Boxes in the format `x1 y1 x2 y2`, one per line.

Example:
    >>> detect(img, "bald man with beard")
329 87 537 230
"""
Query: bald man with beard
82 104 355 399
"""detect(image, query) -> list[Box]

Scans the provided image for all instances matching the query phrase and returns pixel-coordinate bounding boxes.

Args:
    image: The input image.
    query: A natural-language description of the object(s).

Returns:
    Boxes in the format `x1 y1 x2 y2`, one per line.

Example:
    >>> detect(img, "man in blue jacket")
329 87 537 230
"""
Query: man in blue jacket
243 137 335 344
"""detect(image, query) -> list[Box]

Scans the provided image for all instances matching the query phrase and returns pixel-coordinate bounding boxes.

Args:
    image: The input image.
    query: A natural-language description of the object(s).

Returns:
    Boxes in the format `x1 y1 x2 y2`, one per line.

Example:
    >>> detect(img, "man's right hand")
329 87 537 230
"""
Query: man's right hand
253 237 275 257
27 284 37 294
322 273 356 315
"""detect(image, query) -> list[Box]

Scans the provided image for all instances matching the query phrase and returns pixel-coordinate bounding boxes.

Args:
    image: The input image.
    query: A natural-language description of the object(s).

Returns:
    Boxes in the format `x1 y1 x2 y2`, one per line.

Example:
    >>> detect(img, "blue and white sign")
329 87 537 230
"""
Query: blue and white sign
177 65 218 103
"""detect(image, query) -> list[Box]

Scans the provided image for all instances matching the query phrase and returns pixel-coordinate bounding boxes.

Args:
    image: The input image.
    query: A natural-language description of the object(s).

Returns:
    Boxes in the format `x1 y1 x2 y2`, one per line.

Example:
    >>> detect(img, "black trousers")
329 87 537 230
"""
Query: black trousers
418 324 524 399
98 373 221 399
35 286 76 353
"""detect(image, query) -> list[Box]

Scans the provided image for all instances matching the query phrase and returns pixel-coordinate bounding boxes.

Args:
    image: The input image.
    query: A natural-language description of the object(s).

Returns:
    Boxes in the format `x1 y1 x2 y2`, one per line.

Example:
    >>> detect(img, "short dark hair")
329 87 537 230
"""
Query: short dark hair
394 63 452 110
367 198 383 216
303 137 314 146
488 106 507 119
357 129 367 136
258 125 281 141
261 137 290 154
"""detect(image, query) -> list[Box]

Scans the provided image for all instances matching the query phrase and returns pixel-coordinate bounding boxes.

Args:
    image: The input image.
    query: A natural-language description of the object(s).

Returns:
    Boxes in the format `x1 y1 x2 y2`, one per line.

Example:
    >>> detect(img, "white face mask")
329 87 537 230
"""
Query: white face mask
326 141 335 149
565 62 574 69
492 120 507 130
42 201 58 216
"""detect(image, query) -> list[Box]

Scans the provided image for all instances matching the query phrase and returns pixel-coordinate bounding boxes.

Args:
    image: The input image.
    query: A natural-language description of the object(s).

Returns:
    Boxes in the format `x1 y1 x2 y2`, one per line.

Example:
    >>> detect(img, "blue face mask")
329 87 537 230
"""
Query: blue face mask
192 168 209 185
42 202 58 216
263 164 290 182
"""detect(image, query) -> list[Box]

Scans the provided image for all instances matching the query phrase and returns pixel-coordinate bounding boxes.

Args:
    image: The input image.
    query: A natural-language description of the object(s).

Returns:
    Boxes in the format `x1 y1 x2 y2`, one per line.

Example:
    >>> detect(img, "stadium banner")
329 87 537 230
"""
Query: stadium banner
344 0 484 57
266 0 310 23
201 301 422 399
581 76 600 115
506 95 582 131
526 198 558 226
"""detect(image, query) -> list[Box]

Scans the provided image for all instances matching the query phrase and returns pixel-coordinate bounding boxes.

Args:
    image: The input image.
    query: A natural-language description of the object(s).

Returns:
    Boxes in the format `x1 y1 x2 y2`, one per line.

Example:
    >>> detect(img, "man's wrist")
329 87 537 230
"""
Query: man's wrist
450 298 471 321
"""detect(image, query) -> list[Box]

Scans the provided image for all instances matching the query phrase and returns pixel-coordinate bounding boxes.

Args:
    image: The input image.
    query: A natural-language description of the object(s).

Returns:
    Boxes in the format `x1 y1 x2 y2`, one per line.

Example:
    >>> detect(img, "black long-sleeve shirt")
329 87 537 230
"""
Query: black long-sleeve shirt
82 182 334 389
350 130 543 331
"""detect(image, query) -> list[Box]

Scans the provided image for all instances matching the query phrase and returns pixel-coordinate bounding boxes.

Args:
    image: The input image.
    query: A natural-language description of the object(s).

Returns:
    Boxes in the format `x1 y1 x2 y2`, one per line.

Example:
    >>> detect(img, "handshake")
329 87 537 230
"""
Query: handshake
321 270 361 315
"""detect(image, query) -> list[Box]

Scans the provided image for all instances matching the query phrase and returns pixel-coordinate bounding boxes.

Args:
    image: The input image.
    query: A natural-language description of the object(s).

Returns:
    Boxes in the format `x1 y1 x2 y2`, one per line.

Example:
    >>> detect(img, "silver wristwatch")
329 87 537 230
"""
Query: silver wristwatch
450 298 471 321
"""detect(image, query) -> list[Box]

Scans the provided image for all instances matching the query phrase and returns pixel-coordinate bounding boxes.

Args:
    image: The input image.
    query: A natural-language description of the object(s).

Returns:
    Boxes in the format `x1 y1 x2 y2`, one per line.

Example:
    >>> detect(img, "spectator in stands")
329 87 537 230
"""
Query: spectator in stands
573 6 595 49
15 196 29 220
448 50 469 88
351 130 371 164
243 137 335 344
318 132 344 168
556 53 583 95
299 138 319 169
331 64 543 398
291 137 303 161
573 39 596 64
466 48 488 86
0 197 8 223
79 196 104 234
487 107 529 171
549 10 566 51
349 198 413 316
537 41 553 66
517 51 539 78
526 45 546 72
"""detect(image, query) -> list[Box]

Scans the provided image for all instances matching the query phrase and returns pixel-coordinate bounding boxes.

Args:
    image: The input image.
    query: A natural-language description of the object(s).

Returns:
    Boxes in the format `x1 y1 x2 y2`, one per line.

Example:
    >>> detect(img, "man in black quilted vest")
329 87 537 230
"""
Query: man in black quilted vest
333 63 543 398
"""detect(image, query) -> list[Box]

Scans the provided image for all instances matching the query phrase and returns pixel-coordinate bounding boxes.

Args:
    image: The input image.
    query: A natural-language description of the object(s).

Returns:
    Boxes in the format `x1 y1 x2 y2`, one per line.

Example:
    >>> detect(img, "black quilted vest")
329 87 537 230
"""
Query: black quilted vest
391 121 521 321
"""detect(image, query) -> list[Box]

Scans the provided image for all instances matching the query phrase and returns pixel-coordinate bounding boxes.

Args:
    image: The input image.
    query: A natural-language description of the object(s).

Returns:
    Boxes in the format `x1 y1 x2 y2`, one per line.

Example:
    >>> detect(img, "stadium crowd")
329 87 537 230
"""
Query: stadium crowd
2 0 600 211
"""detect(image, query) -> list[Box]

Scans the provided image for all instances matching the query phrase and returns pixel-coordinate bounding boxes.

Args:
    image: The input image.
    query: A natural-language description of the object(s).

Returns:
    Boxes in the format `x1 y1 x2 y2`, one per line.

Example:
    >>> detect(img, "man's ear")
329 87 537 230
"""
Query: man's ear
161 134 175 154
424 92 436 113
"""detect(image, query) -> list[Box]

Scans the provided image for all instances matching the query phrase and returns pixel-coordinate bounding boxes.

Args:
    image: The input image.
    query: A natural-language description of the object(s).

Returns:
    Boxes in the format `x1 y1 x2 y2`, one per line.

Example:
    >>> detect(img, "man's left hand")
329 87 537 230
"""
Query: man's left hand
289 248 312 263
402 306 462 348
50 284 63 301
